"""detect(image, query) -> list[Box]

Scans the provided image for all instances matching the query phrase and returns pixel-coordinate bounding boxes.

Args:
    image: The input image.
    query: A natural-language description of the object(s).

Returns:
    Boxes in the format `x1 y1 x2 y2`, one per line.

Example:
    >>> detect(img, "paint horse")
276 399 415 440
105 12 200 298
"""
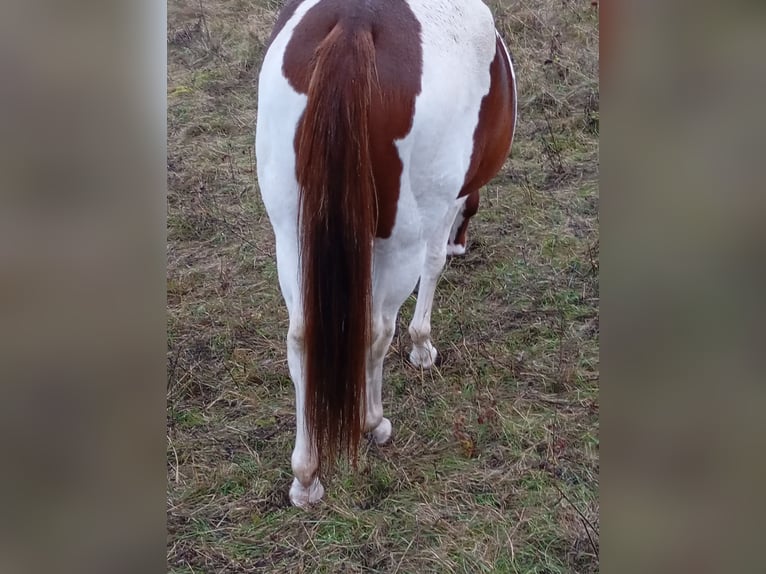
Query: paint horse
255 0 516 507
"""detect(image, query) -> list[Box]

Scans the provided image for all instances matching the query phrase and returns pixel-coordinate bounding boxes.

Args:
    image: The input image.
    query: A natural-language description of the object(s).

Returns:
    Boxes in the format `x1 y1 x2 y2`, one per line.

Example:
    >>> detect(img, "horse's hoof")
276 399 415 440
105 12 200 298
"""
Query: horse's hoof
289 476 324 508
446 242 467 256
409 343 438 369
372 417 393 445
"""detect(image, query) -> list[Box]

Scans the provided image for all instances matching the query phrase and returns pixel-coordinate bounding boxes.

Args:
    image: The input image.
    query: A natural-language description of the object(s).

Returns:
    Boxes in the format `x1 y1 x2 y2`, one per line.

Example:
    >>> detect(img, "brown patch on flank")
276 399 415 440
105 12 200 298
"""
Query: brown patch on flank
282 0 422 238
460 35 516 198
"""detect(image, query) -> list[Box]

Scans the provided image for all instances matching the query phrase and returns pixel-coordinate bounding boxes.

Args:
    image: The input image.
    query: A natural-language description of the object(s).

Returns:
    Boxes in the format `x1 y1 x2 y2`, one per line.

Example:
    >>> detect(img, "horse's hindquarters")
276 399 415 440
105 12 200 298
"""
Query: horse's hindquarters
255 0 518 508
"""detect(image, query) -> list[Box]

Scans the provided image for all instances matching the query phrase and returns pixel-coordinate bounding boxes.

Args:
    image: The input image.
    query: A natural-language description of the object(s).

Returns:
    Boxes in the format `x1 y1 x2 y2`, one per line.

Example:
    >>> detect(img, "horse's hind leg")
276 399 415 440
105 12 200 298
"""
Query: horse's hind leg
447 191 480 256
273 235 325 507
408 201 463 369
364 313 396 445
365 236 424 441
286 319 324 507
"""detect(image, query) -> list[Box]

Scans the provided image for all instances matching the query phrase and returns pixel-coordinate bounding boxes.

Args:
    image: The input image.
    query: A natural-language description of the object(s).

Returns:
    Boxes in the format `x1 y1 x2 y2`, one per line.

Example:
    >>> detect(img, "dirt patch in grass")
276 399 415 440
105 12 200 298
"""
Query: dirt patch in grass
168 0 599 572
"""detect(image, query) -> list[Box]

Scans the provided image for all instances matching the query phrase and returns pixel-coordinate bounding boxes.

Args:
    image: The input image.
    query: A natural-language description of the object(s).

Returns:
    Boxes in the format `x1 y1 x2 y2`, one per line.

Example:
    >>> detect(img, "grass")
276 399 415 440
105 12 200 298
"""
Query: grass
167 0 599 571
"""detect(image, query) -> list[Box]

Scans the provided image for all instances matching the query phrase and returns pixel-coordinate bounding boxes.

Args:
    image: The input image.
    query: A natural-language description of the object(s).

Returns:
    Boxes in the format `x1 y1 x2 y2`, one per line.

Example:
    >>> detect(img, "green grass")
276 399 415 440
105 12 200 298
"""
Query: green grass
167 0 599 572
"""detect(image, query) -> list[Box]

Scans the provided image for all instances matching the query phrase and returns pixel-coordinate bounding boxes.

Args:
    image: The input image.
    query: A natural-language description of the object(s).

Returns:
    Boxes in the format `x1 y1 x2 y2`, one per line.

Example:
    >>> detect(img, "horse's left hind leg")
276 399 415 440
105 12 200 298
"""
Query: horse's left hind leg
409 201 463 369
286 318 325 508
447 191 480 256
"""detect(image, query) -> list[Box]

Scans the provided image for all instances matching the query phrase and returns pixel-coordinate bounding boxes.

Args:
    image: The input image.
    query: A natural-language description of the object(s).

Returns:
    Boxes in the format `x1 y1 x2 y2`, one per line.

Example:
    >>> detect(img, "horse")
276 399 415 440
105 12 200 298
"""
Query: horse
255 0 517 507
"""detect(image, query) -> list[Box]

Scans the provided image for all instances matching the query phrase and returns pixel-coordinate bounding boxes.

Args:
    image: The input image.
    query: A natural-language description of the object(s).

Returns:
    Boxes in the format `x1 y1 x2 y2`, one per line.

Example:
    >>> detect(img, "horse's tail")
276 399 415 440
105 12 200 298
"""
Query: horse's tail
295 24 378 470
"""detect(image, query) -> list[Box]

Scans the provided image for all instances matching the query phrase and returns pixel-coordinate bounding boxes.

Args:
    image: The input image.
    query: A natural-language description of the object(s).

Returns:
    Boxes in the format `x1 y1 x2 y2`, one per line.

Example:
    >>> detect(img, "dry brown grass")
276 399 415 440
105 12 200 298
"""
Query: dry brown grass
167 0 599 571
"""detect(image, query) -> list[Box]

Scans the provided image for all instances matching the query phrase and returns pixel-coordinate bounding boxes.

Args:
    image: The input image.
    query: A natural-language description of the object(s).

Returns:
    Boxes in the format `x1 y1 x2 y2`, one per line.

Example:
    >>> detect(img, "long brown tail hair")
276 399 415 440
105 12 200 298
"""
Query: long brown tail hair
295 24 378 471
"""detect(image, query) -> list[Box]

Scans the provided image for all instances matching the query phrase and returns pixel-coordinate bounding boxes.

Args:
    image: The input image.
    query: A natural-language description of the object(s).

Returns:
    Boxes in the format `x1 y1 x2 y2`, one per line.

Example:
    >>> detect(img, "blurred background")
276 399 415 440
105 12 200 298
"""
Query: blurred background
0 0 764 573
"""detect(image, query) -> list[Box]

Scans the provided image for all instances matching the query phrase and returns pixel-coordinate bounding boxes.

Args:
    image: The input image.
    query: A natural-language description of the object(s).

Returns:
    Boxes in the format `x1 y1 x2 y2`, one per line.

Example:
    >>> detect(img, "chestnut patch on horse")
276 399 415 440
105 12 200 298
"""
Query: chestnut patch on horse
460 35 516 198
282 0 423 238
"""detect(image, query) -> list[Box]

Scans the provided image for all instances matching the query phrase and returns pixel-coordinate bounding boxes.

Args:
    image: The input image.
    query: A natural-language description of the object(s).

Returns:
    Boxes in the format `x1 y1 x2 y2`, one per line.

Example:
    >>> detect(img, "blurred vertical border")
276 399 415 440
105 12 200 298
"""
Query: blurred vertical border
604 0 766 572
0 1 166 573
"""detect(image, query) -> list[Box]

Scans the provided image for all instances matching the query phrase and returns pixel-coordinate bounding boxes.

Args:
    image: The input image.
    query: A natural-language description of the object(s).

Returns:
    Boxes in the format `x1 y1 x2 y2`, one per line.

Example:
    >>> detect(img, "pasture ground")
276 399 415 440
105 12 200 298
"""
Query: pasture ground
167 0 599 572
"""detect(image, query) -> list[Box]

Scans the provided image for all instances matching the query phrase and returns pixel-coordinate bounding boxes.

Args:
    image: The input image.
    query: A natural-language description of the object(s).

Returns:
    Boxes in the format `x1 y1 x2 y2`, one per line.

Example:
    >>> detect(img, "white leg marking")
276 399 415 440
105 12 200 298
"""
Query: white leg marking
408 202 462 369
365 314 396 444
285 320 325 507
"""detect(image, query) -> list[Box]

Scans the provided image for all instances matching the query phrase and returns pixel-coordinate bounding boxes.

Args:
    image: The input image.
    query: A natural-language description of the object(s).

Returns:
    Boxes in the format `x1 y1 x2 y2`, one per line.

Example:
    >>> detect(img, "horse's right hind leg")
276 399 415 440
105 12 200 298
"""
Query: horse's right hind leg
364 313 396 445
408 201 463 369
365 234 425 442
